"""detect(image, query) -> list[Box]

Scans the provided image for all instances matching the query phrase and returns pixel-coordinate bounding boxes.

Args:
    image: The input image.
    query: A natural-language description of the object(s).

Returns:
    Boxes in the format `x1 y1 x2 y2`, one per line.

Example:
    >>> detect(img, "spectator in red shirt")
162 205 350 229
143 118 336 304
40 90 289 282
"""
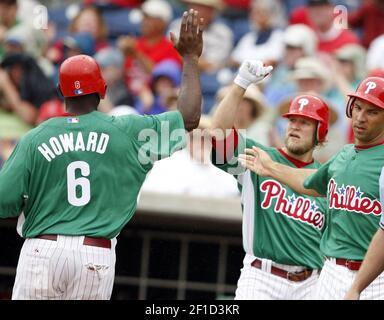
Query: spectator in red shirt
117 0 181 94
289 0 359 53
348 0 384 48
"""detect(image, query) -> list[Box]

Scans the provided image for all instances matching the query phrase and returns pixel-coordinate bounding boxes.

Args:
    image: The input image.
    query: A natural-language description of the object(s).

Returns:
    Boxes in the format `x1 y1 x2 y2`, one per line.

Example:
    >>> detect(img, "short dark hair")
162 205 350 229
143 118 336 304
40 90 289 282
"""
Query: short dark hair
65 93 100 109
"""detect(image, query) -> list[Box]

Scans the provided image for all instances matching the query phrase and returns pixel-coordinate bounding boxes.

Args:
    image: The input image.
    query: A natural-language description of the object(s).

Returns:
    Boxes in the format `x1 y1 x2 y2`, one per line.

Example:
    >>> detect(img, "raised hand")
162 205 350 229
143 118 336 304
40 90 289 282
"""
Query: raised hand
234 60 273 89
238 146 275 177
170 9 204 59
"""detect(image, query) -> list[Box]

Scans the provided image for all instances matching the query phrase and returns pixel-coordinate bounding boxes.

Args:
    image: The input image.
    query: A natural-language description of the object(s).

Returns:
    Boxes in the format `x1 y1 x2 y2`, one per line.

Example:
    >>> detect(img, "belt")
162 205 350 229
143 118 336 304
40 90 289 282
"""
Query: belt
35 234 111 249
251 258 313 282
327 257 362 271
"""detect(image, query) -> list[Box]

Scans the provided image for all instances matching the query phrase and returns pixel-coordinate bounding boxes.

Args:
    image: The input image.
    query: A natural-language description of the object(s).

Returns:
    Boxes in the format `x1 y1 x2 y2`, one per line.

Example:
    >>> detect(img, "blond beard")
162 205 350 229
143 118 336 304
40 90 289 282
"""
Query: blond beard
284 136 315 156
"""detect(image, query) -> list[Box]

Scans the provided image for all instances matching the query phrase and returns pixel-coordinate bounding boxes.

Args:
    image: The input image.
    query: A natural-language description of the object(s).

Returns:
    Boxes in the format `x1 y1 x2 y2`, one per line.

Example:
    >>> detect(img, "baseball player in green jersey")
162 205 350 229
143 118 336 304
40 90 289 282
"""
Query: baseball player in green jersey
239 76 384 299
210 60 329 299
0 9 204 300
345 207 384 299
345 169 384 299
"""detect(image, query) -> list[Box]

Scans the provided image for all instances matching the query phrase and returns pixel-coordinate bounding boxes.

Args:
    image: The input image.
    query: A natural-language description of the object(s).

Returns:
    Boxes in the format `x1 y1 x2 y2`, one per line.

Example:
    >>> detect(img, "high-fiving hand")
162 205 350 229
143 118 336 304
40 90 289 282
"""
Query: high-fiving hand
234 60 273 89
170 9 204 59
238 146 275 176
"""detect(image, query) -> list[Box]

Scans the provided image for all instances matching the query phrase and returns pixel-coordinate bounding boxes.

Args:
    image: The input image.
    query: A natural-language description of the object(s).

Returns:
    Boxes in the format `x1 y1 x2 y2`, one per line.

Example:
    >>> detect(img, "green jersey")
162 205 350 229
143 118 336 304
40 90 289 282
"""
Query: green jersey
213 134 327 269
0 111 186 239
304 144 384 260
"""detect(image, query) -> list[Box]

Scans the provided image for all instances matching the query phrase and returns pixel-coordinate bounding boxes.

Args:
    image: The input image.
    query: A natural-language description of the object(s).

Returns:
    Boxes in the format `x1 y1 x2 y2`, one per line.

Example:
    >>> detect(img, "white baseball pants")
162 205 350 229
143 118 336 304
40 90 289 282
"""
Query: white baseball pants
315 258 384 300
12 235 117 300
235 254 319 300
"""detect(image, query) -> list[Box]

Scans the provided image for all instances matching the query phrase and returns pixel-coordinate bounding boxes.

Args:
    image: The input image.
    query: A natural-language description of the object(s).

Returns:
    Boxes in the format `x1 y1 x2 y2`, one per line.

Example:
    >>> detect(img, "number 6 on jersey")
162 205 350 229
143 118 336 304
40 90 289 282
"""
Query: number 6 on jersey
67 161 91 206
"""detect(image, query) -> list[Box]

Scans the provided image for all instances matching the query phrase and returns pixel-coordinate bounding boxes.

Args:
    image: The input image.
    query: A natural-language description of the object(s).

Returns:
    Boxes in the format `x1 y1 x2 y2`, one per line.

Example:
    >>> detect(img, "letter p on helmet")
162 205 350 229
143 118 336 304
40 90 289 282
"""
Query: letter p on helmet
298 98 309 111
365 81 377 94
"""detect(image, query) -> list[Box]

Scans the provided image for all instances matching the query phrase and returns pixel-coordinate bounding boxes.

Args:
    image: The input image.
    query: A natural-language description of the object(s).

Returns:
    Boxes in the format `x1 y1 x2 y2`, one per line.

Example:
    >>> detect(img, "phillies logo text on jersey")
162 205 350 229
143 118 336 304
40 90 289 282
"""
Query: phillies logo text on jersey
328 179 382 215
260 180 325 230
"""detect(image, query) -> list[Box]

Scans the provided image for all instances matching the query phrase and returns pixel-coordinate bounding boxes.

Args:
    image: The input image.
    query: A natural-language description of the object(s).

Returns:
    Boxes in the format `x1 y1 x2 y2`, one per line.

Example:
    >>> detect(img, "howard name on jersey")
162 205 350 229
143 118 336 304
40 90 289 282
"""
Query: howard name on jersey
38 131 110 162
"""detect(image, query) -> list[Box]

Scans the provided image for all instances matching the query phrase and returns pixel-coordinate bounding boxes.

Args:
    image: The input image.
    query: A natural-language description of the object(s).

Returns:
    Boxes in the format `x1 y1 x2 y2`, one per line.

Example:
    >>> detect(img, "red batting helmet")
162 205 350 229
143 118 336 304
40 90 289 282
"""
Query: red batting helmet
282 94 329 143
346 77 384 118
58 55 107 99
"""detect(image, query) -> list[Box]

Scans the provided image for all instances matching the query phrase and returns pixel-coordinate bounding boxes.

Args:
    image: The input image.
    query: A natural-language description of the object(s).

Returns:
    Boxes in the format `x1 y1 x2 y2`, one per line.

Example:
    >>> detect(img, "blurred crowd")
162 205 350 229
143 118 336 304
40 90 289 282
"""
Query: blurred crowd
0 0 383 198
